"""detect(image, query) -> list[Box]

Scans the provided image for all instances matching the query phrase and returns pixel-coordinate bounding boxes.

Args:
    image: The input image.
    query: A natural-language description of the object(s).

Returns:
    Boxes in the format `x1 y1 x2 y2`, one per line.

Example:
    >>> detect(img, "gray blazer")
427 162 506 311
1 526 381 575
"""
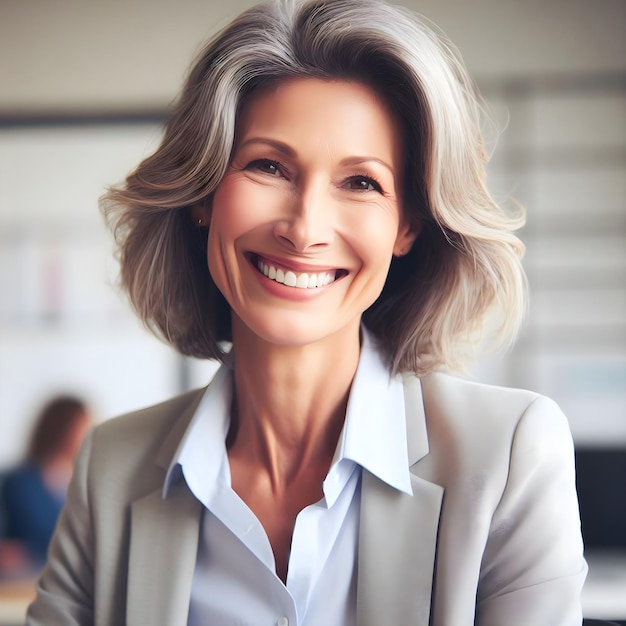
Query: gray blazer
27 371 587 625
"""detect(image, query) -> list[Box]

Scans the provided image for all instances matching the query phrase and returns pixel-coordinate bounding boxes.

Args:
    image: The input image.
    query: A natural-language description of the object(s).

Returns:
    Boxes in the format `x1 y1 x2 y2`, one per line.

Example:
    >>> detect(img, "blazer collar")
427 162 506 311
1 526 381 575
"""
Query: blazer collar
155 386 208 472
356 374 443 626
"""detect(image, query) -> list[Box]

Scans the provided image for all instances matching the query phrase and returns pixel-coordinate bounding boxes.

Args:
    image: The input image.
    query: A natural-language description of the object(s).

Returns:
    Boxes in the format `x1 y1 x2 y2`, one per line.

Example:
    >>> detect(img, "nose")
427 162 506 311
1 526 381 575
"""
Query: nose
273 182 335 252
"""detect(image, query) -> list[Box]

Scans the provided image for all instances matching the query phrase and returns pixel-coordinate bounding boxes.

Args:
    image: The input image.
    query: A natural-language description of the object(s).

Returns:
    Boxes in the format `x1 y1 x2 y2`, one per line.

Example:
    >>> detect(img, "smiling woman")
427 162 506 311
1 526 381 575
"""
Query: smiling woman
27 1 587 625
198 79 415 351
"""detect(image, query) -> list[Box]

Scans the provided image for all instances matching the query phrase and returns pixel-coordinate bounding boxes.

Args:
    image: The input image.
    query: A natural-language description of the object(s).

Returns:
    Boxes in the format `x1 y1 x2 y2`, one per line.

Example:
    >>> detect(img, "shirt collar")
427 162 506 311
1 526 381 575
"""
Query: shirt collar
163 328 412 501
335 328 413 496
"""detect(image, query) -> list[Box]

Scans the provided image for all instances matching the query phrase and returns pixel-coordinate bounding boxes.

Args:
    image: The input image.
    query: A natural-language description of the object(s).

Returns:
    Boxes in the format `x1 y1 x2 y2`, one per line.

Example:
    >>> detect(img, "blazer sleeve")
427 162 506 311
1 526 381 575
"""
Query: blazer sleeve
26 429 96 626
476 395 588 625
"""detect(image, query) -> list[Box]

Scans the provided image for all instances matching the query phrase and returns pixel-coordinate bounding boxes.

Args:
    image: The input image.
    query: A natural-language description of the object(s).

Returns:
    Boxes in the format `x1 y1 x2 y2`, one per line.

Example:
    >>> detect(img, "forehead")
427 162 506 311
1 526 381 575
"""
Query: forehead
235 77 403 160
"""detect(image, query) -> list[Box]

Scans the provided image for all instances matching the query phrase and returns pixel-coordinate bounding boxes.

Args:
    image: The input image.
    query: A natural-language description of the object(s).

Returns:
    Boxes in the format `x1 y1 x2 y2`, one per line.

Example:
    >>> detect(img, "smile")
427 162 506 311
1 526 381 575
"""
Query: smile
256 257 339 289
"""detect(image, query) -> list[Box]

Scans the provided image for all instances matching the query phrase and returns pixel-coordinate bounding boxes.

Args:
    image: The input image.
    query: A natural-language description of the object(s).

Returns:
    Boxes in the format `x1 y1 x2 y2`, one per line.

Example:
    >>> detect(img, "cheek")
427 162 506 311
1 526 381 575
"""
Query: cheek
343 207 401 263
210 178 255 236
207 177 287 285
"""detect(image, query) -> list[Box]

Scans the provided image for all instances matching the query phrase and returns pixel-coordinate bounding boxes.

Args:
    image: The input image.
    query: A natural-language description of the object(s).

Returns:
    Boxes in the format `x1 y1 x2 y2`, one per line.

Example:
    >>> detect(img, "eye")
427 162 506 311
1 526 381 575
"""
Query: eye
246 159 285 178
345 175 383 193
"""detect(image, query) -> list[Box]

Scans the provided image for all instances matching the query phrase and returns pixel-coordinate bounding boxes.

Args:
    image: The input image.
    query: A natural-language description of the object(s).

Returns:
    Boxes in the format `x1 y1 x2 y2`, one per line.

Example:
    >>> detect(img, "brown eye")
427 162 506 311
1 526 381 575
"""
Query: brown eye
345 175 383 193
248 159 284 177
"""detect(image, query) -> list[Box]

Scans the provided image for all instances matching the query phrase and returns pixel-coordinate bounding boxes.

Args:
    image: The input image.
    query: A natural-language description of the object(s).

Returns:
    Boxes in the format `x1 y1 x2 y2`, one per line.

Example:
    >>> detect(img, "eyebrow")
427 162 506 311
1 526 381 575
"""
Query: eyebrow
237 138 297 158
237 138 396 176
339 156 396 176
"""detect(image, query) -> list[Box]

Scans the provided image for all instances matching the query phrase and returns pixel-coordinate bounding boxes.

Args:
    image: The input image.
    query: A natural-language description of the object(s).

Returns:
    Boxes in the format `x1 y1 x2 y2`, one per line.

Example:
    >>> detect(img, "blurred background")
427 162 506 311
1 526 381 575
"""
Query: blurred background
0 0 624 621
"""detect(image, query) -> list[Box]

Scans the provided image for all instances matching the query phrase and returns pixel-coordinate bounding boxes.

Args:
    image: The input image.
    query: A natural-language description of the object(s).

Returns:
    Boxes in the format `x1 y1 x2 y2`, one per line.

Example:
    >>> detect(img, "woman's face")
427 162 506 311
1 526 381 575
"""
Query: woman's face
201 78 417 349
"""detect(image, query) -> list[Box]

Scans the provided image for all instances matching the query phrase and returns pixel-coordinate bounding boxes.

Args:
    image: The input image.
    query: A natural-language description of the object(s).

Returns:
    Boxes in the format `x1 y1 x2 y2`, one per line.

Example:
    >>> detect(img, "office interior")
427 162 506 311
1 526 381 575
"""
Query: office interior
0 0 624 622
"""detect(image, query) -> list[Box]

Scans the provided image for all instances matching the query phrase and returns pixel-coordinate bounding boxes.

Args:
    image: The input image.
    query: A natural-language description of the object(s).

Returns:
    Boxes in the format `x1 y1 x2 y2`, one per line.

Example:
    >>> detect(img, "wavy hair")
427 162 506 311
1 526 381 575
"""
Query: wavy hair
101 0 526 374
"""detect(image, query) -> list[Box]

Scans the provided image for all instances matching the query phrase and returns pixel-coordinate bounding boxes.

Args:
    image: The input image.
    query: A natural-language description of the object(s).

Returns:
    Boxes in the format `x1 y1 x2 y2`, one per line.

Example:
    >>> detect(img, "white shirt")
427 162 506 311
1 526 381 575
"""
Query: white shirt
164 331 413 626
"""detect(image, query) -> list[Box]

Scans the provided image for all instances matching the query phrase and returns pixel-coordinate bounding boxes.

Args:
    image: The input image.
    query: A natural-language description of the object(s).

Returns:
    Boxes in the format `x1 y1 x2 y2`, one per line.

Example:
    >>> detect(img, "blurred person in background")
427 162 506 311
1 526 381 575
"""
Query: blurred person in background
0 395 92 579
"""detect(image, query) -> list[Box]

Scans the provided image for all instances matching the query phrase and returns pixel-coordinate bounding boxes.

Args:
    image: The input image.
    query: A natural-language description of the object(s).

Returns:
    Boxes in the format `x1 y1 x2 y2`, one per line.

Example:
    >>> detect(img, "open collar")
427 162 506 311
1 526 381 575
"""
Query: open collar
337 329 413 495
163 329 413 506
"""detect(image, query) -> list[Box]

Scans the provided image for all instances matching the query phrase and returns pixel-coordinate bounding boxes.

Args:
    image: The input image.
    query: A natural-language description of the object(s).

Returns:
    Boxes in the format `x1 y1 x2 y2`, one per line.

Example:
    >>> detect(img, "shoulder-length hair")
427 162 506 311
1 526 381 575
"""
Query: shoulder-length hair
102 0 526 375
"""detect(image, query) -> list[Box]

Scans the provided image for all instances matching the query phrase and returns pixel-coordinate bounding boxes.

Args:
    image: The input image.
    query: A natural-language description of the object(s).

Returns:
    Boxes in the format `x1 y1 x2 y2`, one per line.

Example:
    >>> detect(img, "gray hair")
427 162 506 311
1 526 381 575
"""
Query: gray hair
102 0 526 374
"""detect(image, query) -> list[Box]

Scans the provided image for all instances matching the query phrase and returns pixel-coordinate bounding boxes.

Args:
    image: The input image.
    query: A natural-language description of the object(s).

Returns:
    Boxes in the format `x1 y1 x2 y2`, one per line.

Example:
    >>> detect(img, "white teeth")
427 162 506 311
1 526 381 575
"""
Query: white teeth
258 260 338 289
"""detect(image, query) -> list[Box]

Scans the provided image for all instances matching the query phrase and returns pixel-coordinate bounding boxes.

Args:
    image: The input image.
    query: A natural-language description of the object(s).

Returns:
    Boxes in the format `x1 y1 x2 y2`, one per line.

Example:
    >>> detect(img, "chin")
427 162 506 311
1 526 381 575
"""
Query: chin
251 318 328 348
234 309 356 350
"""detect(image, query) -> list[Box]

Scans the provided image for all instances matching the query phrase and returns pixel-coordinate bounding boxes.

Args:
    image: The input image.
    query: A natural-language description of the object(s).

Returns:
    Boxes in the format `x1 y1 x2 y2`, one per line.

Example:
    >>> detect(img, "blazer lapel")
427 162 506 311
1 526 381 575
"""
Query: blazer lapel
125 388 206 626
356 374 444 626
127 480 203 626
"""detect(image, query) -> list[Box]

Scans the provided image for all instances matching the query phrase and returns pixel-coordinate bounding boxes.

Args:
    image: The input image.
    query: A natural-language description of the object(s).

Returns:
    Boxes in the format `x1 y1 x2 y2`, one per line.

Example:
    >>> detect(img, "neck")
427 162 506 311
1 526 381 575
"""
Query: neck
228 318 361 489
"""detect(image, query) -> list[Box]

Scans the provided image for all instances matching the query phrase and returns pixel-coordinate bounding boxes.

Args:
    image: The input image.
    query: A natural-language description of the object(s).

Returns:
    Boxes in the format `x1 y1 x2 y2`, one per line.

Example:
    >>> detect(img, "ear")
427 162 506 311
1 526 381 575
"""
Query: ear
393 217 421 257
190 199 212 227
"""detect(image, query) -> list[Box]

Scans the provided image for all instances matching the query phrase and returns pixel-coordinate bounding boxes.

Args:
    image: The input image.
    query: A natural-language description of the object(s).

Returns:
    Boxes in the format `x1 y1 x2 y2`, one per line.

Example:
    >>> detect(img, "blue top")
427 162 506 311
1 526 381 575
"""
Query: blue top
1 463 64 564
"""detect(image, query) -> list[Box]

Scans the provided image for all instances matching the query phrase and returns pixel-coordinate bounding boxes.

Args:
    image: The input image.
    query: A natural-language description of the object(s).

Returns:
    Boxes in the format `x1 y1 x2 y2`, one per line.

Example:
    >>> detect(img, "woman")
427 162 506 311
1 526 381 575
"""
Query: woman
27 0 587 624
1 396 91 577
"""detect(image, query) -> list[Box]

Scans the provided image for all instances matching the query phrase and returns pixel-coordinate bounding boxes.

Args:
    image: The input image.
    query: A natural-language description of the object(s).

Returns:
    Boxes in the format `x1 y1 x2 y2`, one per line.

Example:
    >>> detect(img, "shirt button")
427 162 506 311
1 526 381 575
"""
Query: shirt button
277 618 289 626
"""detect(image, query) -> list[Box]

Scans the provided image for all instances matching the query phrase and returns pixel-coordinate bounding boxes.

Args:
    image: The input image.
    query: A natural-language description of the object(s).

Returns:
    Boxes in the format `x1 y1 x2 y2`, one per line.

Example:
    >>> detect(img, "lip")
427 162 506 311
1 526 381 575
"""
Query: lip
247 252 344 275
246 252 348 297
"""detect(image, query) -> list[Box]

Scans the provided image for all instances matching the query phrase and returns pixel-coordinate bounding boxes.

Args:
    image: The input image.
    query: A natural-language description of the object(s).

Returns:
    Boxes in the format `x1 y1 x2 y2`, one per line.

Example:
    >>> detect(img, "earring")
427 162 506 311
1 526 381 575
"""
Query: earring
197 218 203 226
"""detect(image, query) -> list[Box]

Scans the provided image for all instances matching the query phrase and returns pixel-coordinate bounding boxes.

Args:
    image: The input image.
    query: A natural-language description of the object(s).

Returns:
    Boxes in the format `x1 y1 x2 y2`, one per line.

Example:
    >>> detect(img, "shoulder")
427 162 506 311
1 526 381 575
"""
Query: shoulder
81 387 206 499
2 464 44 499
2 464 40 484
405 371 571 484
414 370 565 433
92 386 206 451
420 371 539 415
